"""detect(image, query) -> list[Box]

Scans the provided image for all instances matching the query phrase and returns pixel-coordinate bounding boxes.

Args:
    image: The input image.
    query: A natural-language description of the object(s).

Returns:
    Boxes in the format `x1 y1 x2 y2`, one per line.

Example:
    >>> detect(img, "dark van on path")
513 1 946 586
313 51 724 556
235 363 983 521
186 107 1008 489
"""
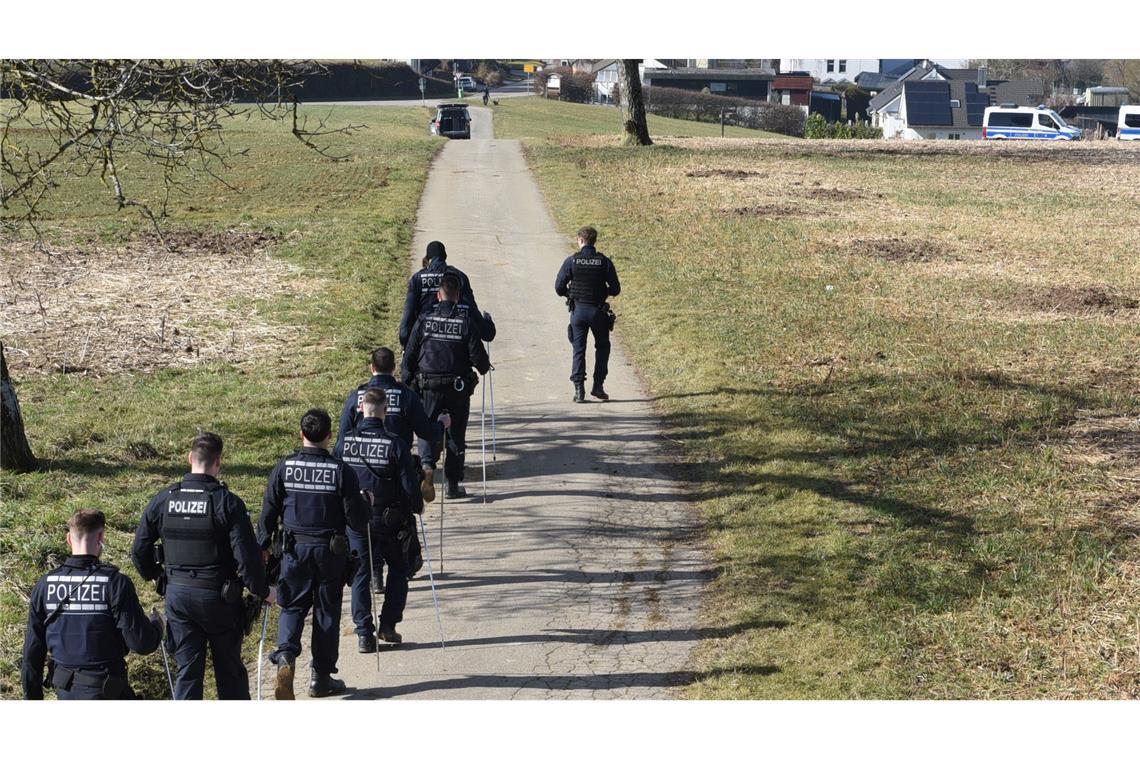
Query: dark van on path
430 103 471 139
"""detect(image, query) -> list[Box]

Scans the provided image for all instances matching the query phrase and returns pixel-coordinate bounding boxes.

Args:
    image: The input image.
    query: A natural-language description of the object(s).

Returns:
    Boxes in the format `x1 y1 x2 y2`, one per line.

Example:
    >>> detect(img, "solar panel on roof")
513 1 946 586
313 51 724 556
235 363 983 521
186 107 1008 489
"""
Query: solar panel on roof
965 92 988 127
904 81 952 125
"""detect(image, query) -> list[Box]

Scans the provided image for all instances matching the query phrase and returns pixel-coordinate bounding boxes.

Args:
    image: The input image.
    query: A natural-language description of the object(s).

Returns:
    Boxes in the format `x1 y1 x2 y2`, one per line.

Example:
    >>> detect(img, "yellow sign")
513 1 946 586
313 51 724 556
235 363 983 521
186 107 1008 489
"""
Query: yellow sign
524 64 536 73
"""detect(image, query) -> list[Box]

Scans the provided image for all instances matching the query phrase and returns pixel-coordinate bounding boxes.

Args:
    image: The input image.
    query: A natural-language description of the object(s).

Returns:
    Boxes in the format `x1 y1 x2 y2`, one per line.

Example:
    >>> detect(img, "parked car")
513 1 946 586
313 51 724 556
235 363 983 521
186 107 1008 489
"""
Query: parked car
456 75 477 93
982 105 1080 140
1117 105 1140 141
429 103 471 139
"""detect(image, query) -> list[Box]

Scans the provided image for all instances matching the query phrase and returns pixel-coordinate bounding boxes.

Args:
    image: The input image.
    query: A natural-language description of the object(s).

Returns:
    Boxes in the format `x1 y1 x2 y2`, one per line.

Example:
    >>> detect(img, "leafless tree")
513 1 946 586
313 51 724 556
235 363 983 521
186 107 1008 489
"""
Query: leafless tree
617 60 651 146
1 59 364 238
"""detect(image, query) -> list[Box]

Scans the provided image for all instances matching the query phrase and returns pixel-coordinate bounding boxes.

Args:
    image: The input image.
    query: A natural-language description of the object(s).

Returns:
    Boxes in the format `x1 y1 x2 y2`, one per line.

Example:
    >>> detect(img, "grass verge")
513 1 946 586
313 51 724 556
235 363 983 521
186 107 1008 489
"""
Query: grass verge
511 115 1140 697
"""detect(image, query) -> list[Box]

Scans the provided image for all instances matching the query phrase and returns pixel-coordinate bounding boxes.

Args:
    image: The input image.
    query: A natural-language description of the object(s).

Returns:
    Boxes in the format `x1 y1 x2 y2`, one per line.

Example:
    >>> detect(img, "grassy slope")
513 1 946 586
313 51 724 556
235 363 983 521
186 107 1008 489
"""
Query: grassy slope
489 95 782 140
505 102 1140 697
0 104 441 697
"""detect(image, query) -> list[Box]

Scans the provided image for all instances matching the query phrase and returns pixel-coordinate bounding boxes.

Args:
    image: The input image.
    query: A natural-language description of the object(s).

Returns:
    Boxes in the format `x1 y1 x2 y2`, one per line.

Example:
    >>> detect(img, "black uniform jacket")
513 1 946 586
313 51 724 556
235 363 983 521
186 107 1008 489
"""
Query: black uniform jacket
131 473 269 599
22 555 160 699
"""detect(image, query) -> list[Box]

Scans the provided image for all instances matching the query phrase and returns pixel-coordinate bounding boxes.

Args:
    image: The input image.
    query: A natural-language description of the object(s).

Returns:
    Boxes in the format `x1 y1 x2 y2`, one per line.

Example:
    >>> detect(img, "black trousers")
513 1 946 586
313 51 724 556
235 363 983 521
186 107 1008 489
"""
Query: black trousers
347 521 409 635
166 583 248 700
53 666 136 700
569 303 610 384
272 543 346 676
417 381 472 484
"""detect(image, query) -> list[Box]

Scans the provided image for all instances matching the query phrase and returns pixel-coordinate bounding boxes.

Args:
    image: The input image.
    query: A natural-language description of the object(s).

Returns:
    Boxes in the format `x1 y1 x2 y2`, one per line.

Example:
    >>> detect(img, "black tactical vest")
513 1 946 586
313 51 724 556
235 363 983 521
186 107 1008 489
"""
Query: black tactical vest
339 425 400 508
569 252 608 305
44 562 125 669
160 482 223 568
282 450 346 534
418 303 470 375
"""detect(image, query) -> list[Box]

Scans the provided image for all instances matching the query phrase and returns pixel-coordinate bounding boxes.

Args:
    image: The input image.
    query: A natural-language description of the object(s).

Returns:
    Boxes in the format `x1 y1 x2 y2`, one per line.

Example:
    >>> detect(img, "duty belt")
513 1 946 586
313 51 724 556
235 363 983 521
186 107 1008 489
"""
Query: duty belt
166 568 227 589
417 373 466 392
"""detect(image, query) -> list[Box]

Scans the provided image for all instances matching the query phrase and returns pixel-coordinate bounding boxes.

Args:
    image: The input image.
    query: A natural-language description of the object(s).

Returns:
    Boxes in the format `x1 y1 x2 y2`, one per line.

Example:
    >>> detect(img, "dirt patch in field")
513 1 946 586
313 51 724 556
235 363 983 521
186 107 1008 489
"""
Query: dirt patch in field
1 228 316 377
802 187 864 201
686 168 765 179
849 236 949 263
1026 286 1139 315
721 204 807 218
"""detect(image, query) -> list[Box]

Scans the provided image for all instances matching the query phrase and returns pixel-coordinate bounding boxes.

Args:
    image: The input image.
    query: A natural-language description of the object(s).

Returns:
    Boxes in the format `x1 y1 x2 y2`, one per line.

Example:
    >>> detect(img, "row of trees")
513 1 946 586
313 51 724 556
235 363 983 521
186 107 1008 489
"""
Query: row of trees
969 59 1140 99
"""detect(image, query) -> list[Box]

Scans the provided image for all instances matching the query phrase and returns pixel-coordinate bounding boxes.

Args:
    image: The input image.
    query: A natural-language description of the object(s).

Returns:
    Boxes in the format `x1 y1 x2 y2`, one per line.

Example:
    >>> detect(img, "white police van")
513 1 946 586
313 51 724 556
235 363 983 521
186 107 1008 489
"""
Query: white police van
983 105 1081 140
1118 105 1140 141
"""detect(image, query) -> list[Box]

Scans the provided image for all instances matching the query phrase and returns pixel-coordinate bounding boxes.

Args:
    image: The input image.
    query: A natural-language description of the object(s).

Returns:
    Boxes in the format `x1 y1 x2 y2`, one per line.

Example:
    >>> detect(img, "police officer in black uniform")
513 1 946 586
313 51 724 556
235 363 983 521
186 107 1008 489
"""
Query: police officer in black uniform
335 388 424 651
258 408 369 699
399 240 496 346
23 509 162 700
337 346 452 502
132 432 272 700
554 225 621 403
402 274 492 499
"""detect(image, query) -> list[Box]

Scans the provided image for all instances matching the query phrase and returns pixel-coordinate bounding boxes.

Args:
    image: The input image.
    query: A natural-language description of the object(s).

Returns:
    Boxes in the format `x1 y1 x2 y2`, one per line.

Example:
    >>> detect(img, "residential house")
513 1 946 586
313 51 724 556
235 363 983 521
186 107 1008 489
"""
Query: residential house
869 62 1044 139
644 67 776 100
770 71 813 106
780 58 880 83
591 59 670 103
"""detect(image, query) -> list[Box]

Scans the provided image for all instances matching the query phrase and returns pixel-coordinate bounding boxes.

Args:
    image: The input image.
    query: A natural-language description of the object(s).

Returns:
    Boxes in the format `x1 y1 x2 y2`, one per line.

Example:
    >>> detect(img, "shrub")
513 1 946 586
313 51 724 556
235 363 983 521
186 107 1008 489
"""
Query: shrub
559 71 596 103
804 112 883 139
644 86 806 137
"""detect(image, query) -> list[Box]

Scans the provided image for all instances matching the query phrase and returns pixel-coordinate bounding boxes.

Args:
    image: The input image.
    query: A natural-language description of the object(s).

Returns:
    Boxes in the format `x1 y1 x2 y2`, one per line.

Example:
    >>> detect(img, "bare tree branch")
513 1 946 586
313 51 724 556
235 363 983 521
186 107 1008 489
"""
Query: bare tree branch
1 59 364 235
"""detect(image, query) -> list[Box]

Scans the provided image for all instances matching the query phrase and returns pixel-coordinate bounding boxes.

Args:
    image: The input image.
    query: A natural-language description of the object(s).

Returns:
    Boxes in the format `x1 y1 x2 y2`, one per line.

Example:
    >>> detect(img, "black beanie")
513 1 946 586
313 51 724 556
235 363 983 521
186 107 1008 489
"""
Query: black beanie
426 241 447 260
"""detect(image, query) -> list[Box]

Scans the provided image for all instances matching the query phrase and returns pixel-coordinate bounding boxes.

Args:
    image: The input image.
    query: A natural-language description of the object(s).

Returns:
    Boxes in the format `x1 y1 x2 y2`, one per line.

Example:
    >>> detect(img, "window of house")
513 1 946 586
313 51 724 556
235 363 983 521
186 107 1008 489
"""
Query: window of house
950 99 961 108
838 60 847 73
948 133 961 140
826 60 835 73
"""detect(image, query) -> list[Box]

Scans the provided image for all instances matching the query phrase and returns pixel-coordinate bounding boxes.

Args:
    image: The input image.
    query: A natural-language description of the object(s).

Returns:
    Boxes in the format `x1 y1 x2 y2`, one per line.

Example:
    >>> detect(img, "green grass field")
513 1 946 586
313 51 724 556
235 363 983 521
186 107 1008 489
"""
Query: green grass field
489 96 782 139
506 110 1140 697
0 104 441 697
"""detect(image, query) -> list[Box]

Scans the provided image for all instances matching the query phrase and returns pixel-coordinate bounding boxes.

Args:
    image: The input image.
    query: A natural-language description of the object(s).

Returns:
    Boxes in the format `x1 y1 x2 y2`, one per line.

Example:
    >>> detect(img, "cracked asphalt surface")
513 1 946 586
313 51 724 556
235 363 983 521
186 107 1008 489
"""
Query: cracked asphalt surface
263 106 708 699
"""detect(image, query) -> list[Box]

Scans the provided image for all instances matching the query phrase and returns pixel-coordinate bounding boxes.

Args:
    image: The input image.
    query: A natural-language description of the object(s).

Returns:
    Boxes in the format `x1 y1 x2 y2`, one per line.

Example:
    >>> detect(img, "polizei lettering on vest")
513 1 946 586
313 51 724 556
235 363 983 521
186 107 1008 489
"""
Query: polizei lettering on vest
167 499 209 516
575 257 602 266
425 317 465 342
341 437 392 466
284 460 340 493
46 580 108 604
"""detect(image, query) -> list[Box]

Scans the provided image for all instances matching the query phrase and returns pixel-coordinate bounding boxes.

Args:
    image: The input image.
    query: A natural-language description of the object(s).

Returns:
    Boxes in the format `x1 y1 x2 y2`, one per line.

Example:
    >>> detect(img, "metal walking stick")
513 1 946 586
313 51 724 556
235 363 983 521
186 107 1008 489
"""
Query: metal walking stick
256 603 270 700
365 526 381 671
481 377 488 504
487 344 497 461
159 633 175 698
439 426 446 574
416 513 446 648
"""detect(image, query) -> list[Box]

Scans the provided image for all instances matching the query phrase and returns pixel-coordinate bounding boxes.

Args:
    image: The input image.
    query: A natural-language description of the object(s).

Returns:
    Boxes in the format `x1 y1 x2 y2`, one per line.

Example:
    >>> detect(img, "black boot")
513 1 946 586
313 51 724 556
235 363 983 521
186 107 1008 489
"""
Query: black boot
358 633 377 653
378 625 403 645
309 672 347 698
446 480 467 499
590 381 609 401
572 381 585 403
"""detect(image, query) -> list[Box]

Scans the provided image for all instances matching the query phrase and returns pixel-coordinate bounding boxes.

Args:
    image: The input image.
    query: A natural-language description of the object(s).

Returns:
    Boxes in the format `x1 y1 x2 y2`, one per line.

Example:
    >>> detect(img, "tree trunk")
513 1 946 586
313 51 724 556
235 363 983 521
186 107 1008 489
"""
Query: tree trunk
1 342 37 472
618 60 652 146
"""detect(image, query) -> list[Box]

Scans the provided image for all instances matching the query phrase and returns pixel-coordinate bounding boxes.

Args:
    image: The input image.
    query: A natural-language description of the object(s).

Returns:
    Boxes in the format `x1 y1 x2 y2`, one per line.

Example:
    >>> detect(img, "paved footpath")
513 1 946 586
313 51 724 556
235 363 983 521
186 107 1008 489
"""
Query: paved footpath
266 107 708 699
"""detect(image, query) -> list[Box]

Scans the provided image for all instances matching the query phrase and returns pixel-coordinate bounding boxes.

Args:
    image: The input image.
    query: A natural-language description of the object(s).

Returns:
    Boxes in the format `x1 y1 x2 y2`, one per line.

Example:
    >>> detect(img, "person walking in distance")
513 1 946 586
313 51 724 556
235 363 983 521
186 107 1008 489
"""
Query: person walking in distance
554 226 621 402
402 274 491 499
